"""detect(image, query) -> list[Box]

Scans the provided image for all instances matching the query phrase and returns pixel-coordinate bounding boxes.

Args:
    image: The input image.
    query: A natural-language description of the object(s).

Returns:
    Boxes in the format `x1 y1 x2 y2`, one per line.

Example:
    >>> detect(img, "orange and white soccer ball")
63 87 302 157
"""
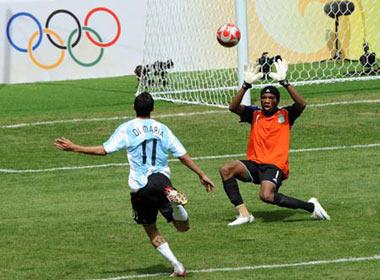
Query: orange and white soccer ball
216 23 241 48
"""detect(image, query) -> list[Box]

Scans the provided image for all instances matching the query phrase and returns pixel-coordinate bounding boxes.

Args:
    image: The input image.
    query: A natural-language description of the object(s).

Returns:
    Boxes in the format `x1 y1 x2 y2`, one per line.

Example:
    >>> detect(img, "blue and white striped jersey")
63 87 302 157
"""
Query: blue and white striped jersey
103 118 186 192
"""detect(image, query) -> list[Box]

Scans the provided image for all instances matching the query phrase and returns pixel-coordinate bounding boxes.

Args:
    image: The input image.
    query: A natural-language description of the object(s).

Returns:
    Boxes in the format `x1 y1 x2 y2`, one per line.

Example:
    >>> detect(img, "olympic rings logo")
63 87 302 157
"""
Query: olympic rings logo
6 7 121 70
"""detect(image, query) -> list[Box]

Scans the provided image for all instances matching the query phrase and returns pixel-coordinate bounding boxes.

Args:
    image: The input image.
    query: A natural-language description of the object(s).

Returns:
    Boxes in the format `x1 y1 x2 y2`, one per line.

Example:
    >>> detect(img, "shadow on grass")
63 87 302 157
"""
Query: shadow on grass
100 264 170 278
254 209 297 222
255 209 316 223
223 209 298 223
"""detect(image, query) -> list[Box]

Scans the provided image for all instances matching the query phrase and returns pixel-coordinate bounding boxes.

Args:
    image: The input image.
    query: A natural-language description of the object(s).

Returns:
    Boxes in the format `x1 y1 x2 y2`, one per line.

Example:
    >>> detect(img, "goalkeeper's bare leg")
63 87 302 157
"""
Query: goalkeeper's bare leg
219 160 255 226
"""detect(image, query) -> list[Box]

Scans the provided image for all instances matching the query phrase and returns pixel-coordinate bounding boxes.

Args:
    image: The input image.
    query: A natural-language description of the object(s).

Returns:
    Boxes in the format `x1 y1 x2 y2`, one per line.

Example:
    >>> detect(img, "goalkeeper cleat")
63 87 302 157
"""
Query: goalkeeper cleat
228 214 255 226
170 262 187 277
308 197 330 220
164 187 188 206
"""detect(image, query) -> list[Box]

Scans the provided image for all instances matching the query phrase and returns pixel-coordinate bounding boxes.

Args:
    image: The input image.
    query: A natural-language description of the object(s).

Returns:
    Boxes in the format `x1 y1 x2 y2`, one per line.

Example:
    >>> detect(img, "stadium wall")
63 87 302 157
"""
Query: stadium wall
0 0 146 84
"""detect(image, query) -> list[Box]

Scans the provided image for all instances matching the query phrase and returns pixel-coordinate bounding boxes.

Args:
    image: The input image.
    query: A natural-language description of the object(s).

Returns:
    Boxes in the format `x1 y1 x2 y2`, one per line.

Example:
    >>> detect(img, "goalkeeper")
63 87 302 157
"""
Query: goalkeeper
220 58 330 226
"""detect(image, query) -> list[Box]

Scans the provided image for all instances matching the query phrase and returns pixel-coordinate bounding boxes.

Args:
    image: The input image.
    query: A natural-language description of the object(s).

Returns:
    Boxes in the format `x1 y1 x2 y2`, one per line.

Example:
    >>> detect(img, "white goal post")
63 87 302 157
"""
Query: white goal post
136 0 380 107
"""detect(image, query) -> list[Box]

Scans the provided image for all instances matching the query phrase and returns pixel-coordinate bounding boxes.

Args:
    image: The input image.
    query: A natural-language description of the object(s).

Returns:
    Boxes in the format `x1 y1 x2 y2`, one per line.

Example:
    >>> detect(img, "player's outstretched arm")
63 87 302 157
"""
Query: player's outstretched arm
178 154 215 192
54 137 107 156
285 85 306 112
229 88 247 115
230 65 263 115
269 58 306 112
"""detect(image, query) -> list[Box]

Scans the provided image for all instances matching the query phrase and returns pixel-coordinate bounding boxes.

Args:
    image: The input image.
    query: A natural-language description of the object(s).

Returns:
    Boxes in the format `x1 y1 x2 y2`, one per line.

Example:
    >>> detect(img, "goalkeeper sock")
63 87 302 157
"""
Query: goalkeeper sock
273 193 314 212
223 178 244 206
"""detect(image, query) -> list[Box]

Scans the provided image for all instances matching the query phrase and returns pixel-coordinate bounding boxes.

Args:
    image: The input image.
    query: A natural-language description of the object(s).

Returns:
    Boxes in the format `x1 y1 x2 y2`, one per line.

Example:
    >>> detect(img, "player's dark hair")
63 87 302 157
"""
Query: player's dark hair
260 85 280 103
134 92 154 117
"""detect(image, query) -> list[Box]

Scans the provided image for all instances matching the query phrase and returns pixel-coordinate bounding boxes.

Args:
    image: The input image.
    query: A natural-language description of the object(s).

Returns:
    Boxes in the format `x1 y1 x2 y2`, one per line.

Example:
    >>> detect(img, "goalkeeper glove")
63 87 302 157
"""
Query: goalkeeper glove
242 64 263 90
269 58 290 87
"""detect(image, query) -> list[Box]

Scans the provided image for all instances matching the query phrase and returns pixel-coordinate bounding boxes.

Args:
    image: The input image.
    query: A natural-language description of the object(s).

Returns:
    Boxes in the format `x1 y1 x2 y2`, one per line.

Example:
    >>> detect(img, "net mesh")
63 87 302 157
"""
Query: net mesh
137 0 380 107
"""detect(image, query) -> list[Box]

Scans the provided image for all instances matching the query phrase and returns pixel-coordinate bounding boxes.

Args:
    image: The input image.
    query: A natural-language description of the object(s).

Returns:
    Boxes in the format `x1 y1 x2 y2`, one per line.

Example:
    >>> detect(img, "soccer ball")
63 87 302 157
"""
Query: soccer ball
216 23 241 48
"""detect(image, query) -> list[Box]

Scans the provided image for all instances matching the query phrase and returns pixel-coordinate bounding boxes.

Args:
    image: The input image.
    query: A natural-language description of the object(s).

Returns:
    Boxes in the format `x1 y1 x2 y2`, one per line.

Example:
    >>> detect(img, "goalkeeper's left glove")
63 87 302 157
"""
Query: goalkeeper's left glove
269 58 290 87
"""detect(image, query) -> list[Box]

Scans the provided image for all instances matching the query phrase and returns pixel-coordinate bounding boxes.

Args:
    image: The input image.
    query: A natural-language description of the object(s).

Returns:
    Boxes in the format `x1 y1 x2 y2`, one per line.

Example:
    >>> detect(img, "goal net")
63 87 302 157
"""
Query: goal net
136 0 380 107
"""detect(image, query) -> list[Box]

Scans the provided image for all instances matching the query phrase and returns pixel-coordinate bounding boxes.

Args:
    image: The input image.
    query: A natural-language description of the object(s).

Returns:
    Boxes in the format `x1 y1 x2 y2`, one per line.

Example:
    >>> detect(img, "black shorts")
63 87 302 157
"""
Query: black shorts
130 173 174 225
239 160 284 189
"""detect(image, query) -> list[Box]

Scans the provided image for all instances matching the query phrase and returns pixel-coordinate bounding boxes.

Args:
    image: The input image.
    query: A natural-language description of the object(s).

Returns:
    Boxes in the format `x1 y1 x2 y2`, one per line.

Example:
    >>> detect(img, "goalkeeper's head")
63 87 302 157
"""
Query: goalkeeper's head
260 86 280 114
134 91 154 117
260 86 280 102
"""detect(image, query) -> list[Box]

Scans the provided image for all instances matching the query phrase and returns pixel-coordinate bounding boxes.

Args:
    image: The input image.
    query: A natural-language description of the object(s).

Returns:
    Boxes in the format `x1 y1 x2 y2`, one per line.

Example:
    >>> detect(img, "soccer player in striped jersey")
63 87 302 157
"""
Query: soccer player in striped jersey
55 92 215 277
220 59 330 226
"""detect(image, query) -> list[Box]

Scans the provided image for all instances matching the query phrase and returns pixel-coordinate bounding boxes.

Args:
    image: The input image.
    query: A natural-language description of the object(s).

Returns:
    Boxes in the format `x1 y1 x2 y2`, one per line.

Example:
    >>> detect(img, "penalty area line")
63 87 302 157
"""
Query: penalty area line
90 254 380 280
0 110 226 129
1 143 380 174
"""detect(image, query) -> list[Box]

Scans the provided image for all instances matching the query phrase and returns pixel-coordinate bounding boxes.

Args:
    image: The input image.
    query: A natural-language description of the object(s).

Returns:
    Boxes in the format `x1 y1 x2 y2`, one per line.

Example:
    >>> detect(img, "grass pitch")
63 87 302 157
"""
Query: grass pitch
0 77 379 279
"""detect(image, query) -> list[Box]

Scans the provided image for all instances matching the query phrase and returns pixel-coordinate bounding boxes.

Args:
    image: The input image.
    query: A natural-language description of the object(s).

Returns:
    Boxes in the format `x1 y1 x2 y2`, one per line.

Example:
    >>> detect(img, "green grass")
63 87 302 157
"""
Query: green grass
0 77 379 279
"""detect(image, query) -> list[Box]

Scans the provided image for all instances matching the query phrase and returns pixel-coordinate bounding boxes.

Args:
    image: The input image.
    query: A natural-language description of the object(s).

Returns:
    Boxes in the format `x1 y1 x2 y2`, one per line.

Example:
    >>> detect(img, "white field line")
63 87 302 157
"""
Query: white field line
1 99 380 129
0 110 226 129
1 143 379 174
307 99 380 107
90 254 380 280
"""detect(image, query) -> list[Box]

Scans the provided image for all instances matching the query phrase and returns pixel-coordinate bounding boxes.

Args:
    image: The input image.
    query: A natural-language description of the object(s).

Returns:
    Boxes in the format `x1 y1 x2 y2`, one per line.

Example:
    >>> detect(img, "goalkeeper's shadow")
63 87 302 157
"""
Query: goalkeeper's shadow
254 210 298 223
102 264 169 276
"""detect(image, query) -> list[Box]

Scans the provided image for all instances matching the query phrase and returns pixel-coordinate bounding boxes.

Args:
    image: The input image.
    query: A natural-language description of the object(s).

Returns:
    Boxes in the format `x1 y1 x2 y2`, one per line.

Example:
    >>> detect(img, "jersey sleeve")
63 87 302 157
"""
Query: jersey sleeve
103 124 128 154
167 127 187 158
240 105 260 124
283 104 304 126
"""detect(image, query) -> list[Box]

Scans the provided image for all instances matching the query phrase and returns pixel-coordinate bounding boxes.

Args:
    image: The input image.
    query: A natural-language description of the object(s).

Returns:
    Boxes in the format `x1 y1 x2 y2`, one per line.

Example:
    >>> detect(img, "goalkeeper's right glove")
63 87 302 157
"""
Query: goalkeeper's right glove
242 64 263 90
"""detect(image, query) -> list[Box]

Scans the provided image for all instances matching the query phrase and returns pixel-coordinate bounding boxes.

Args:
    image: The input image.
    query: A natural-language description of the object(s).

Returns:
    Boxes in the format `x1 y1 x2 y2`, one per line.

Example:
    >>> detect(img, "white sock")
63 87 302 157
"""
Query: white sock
171 204 188 221
156 242 179 265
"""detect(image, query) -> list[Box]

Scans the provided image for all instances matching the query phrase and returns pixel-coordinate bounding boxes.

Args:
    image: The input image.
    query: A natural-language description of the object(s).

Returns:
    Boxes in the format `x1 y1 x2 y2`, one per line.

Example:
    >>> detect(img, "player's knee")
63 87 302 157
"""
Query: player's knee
259 191 274 204
219 164 233 180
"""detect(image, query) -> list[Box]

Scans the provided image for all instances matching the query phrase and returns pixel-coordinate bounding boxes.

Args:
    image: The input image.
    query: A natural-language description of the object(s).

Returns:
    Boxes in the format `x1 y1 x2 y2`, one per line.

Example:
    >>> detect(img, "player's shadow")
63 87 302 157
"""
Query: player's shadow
254 209 296 222
100 264 170 277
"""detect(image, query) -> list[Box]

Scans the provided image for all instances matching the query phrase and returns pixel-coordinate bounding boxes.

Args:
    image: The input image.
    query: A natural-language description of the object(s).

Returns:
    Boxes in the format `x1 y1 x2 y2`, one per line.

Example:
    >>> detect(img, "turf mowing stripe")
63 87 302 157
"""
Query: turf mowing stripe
1 99 379 129
90 254 380 280
1 143 379 174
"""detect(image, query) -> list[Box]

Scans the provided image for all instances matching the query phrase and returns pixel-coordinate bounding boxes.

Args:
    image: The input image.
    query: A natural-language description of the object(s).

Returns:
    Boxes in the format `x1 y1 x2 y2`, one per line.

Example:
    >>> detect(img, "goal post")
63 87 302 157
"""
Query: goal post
235 0 250 105
136 0 380 108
